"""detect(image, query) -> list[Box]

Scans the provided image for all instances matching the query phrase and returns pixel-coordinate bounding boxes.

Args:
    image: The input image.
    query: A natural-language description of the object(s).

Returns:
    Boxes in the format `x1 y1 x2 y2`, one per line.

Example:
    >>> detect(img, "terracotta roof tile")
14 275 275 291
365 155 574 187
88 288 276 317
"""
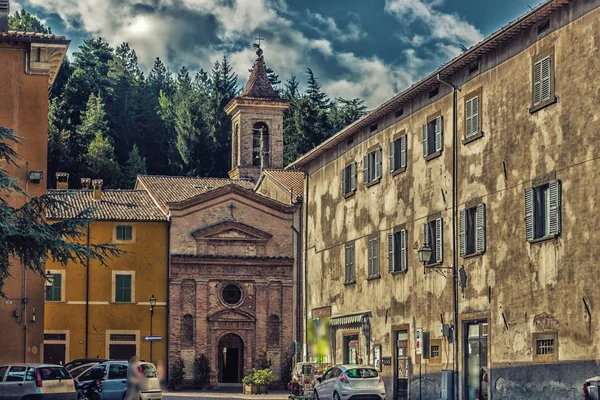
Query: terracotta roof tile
0 30 69 43
136 175 255 212
263 169 304 198
46 190 167 221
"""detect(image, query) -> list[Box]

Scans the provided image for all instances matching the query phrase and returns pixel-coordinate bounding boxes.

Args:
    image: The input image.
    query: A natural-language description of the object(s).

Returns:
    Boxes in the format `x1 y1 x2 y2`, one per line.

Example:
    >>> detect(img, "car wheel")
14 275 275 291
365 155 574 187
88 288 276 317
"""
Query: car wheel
333 391 341 400
314 390 320 400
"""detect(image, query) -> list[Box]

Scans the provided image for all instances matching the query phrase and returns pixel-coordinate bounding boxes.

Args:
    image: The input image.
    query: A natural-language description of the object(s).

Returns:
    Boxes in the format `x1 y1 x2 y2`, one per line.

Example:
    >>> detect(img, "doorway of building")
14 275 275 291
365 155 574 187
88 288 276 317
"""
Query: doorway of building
342 334 359 364
218 333 244 383
394 330 409 400
44 344 66 365
464 320 488 400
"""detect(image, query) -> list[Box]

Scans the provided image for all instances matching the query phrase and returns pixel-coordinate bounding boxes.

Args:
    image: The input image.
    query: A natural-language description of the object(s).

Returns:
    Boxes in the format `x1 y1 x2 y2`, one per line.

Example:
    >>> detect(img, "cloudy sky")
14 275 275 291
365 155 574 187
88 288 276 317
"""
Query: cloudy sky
12 0 539 108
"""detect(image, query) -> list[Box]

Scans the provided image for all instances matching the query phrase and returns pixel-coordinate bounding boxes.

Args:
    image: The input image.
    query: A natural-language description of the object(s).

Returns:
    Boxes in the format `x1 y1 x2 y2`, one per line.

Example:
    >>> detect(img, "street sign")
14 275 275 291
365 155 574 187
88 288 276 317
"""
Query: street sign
143 335 162 342
415 328 422 355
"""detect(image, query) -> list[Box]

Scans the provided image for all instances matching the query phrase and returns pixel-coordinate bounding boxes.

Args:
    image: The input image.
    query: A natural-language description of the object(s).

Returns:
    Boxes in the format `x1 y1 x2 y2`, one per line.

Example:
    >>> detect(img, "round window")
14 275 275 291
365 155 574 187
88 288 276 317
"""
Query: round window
222 284 242 305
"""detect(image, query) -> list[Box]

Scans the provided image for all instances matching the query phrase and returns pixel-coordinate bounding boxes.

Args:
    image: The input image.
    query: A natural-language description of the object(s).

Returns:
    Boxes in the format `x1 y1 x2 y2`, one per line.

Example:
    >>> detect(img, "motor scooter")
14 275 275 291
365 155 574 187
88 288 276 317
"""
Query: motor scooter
76 377 103 400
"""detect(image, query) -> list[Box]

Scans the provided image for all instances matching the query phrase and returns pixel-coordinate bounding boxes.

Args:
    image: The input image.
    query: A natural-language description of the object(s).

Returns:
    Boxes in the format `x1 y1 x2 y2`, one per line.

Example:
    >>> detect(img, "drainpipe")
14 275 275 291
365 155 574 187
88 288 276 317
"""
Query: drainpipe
303 172 309 362
85 223 90 358
291 199 303 345
437 73 460 400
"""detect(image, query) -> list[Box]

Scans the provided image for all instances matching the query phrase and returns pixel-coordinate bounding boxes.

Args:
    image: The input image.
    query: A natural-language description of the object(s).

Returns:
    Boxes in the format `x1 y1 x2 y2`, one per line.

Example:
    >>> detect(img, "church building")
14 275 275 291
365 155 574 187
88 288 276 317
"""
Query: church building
136 46 304 386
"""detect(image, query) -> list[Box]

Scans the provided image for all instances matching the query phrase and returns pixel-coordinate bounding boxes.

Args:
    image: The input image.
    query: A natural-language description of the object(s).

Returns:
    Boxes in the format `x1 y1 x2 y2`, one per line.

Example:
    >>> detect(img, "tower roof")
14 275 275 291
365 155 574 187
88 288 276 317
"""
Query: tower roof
240 47 280 100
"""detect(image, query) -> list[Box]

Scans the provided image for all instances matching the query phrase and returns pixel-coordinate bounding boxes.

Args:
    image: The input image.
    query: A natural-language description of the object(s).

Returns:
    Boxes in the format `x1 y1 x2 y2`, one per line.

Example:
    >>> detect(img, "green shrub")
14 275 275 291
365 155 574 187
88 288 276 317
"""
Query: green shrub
171 358 185 387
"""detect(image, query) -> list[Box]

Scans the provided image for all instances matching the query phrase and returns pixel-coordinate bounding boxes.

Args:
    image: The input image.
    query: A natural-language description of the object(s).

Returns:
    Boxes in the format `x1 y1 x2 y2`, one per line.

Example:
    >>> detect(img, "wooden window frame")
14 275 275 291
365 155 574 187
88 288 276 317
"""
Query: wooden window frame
530 47 557 114
364 147 382 187
532 331 558 363
112 271 135 303
429 338 442 364
113 223 136 244
342 163 357 198
463 88 483 144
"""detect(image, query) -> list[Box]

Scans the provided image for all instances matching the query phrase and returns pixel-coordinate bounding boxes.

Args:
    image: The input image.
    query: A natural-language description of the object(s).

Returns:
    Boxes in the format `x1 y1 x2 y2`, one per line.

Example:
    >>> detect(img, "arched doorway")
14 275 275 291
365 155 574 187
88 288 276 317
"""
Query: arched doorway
218 333 244 383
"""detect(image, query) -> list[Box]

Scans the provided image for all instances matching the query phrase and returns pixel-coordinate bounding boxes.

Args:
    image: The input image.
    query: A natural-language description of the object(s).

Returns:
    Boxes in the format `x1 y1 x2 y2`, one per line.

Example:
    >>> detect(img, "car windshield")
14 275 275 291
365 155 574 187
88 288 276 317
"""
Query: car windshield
65 361 85 371
345 368 378 378
70 364 93 378
141 364 157 378
38 367 71 380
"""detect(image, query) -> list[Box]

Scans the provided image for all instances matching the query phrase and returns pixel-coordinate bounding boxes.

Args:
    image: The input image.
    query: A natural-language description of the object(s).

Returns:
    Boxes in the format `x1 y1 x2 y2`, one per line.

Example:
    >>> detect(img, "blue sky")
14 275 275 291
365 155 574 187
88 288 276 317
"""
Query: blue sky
12 0 539 108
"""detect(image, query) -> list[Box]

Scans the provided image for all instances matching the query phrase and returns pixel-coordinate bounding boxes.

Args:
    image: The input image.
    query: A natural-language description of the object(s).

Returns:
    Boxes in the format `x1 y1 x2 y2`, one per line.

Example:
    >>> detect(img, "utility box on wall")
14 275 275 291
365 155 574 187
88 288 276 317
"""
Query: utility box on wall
441 370 454 400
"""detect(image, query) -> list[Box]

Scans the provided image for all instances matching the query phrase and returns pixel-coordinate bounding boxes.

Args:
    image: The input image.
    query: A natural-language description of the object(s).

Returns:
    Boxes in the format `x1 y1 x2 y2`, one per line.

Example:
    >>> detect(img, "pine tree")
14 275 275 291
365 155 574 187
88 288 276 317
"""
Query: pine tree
8 9 51 33
306 68 330 109
84 132 122 187
122 145 147 188
0 126 122 296
329 97 367 133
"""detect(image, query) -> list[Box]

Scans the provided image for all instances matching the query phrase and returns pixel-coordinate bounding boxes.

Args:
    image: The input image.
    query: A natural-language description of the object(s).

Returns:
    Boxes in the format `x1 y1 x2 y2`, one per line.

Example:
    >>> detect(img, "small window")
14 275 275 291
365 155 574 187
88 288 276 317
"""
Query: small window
116 225 133 241
347 137 354 146
44 333 67 341
533 332 558 362
252 122 270 167
45 273 62 302
222 284 242 305
423 116 443 158
429 87 439 98
465 96 480 139
115 274 132 303
345 242 355 284
460 204 486 256
342 163 357 196
468 63 479 75
364 149 382 185
367 235 380 279
423 219 443 265
525 180 561 241
388 229 408 273
536 339 554 355
370 124 378 133
395 108 404 118
538 20 550 35
390 136 407 173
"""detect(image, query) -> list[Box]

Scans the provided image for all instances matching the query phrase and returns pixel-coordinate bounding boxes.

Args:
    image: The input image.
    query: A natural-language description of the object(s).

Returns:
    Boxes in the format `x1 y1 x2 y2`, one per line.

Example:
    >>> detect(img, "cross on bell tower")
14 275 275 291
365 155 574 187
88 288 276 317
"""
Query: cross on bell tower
224 43 289 182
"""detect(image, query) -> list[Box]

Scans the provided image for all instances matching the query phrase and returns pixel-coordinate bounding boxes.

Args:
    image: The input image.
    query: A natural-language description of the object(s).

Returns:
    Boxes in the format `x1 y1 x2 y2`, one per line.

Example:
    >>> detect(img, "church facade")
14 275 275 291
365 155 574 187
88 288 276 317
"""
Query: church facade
137 47 304 386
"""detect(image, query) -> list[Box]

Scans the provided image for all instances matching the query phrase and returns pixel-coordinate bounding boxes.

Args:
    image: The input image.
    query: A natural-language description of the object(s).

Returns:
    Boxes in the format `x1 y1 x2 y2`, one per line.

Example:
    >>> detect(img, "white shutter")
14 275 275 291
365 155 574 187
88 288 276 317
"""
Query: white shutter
373 237 379 275
368 239 373 276
435 116 443 152
436 218 443 263
459 209 467 256
476 203 486 253
388 233 395 273
525 188 535 241
472 96 479 135
400 230 408 272
389 141 396 172
465 98 473 138
342 168 347 195
351 163 357 191
400 136 407 168
533 60 542 105
375 149 382 179
364 155 369 184
345 245 350 281
423 222 430 247
422 124 428 157
548 180 561 236
541 56 551 102
350 244 355 280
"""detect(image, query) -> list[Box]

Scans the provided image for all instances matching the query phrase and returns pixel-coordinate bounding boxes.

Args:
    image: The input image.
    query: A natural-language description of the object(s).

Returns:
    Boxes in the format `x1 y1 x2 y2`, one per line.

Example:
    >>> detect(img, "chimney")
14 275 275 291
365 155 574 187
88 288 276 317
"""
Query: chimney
92 179 103 201
0 1 9 33
55 172 69 190
81 178 91 190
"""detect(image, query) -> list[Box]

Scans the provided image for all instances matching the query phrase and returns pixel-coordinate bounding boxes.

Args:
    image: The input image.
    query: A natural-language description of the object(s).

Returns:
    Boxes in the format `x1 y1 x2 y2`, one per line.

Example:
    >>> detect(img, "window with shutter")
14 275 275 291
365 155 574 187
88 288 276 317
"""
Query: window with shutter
45 273 63 302
368 235 380 278
389 141 396 173
476 204 486 253
424 117 443 158
363 155 369 184
422 124 428 157
400 136 407 169
465 96 480 138
389 230 408 273
388 233 395 272
350 163 357 191
365 149 382 185
459 209 467 256
115 274 132 303
375 149 382 179
435 218 443 263
391 136 407 173
345 242 355 284
526 180 561 241
435 116 443 152
400 229 408 271
531 52 555 112
460 205 486 256
342 164 357 196
424 221 440 265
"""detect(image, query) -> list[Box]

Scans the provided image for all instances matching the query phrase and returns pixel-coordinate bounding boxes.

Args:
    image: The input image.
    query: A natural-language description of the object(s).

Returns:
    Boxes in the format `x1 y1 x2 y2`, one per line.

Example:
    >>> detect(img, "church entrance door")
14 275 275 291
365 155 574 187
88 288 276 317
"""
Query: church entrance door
218 333 244 383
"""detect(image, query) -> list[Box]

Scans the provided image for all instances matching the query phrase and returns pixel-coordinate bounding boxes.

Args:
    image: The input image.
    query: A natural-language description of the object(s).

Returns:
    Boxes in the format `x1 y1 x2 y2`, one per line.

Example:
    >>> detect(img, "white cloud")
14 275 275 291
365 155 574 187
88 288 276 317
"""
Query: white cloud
385 0 483 47
307 11 366 42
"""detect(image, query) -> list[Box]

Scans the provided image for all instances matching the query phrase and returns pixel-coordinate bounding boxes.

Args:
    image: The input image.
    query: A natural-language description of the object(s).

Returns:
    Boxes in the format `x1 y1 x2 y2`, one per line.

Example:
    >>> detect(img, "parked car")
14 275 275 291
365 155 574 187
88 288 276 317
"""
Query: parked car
314 365 385 400
69 363 101 381
65 359 109 372
0 363 77 400
76 361 162 400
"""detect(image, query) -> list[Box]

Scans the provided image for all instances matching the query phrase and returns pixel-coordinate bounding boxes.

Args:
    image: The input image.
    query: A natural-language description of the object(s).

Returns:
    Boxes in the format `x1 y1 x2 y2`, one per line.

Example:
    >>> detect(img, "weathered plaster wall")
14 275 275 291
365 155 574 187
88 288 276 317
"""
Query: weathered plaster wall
304 1 600 399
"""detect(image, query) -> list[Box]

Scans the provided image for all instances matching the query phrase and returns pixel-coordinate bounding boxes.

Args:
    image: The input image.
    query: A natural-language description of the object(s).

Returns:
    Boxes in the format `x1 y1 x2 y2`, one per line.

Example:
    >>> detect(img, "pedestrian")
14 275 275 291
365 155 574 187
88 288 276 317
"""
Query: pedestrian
124 356 143 400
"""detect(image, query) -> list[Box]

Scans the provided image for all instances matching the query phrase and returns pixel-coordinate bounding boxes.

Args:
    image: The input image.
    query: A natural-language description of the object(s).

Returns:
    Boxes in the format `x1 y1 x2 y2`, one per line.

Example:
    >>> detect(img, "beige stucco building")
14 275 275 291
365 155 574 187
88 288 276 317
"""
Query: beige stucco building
288 0 600 398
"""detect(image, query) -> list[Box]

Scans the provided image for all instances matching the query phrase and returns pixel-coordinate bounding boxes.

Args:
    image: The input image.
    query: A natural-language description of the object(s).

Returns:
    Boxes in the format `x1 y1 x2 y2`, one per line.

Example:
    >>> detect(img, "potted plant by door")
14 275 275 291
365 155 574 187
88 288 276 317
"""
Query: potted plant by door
194 354 211 389
254 368 274 394
242 373 256 395
171 358 185 391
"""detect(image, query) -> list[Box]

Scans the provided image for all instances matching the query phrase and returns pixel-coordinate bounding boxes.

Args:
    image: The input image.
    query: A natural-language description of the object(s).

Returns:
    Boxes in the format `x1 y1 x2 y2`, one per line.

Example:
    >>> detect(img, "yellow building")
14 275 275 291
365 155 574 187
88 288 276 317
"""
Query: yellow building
44 179 168 366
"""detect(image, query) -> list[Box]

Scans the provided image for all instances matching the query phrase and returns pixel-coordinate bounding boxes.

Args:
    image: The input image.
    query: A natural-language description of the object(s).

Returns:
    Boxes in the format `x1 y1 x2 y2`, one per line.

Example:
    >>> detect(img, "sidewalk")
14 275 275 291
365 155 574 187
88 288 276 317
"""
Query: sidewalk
163 389 291 399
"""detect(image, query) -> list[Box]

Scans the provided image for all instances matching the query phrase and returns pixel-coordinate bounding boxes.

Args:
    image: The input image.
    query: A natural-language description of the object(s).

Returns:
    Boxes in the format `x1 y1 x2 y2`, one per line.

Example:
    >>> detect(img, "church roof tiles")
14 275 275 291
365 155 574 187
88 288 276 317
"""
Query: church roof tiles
239 48 281 100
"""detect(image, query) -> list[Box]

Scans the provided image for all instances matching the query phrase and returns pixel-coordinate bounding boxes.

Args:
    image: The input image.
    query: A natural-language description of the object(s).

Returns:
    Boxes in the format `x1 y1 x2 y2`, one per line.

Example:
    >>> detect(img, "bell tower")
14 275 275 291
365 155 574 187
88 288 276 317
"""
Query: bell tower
225 45 289 182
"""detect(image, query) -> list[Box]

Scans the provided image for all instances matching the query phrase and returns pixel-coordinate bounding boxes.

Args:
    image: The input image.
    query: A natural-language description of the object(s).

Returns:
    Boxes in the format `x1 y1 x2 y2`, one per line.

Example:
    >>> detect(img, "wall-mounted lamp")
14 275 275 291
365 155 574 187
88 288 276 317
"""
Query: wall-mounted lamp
28 171 43 183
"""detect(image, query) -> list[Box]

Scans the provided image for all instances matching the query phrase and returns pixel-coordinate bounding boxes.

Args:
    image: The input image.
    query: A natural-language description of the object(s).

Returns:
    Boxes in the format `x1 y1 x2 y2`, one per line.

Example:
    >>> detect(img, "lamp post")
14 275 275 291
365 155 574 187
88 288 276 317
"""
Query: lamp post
149 294 157 363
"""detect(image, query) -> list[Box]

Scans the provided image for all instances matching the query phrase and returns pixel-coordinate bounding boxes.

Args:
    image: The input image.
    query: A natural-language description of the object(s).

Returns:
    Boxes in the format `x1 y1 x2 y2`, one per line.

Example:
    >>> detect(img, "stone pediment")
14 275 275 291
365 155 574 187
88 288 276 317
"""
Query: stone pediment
192 221 272 244
208 308 256 323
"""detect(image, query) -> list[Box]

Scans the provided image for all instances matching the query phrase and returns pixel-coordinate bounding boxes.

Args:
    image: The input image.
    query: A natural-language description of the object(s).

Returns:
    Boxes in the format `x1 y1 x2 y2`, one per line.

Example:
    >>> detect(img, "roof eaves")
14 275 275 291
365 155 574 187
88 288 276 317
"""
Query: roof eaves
287 0 570 169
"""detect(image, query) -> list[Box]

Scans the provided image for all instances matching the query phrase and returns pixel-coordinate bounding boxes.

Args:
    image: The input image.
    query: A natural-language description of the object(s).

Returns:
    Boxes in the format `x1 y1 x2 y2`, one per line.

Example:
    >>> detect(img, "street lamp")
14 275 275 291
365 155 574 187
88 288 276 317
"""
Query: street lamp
417 244 432 266
149 294 157 363
45 271 54 287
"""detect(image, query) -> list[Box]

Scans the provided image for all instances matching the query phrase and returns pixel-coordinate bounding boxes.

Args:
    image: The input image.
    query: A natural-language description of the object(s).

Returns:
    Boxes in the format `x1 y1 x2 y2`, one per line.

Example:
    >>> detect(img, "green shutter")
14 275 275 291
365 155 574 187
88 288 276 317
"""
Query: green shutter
46 274 62 302
388 233 395 273
525 188 535 241
476 203 486 253
548 180 561 236
459 209 467 256
115 274 132 303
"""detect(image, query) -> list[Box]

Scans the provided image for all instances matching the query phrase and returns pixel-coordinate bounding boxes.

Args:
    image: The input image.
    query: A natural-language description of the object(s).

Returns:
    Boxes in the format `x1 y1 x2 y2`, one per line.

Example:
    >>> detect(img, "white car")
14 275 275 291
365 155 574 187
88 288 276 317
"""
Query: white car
314 365 385 400
0 364 77 400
